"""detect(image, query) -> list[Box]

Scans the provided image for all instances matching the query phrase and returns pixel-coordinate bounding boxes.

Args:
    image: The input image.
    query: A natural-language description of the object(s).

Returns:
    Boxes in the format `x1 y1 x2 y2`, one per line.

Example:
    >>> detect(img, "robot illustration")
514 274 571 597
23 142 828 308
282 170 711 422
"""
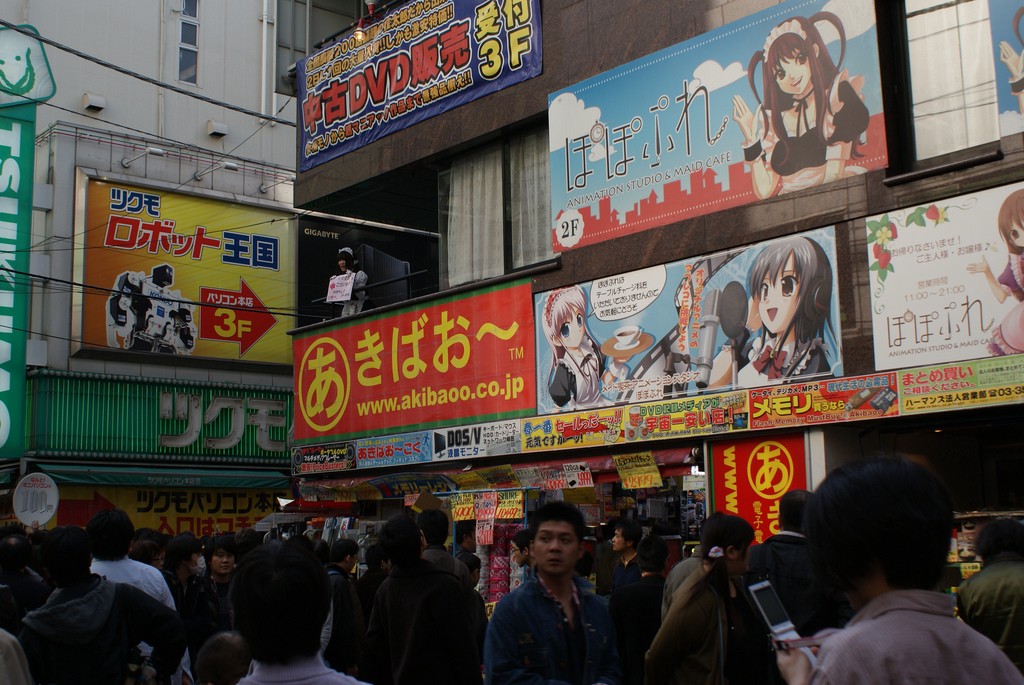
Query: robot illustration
105 264 196 355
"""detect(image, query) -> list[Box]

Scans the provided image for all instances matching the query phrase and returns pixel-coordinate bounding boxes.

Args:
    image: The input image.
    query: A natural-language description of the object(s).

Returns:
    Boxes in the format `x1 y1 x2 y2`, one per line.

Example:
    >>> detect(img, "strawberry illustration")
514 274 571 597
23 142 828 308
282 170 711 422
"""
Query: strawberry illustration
877 249 892 270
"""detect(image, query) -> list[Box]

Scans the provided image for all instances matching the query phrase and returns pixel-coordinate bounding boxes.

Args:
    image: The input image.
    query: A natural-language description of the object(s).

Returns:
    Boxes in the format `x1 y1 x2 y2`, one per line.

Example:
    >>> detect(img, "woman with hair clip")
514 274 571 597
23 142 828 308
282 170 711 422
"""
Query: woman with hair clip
645 513 774 685
732 12 870 200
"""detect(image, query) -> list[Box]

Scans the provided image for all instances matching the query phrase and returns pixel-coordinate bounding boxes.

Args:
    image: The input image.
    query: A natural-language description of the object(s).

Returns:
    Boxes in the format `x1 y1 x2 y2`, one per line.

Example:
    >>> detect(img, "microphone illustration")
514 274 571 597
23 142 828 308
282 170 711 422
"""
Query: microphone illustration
695 281 748 389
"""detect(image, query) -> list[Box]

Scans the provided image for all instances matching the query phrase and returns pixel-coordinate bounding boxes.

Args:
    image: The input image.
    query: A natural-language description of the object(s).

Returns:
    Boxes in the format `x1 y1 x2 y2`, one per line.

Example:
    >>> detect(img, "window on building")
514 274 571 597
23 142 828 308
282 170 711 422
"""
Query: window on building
439 127 554 289
179 0 199 84
904 0 999 160
275 0 360 97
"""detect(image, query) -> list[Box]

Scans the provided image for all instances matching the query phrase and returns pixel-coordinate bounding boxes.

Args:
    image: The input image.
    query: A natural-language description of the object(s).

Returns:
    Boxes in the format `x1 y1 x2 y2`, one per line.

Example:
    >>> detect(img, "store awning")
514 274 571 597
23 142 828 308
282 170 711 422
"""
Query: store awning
34 464 290 489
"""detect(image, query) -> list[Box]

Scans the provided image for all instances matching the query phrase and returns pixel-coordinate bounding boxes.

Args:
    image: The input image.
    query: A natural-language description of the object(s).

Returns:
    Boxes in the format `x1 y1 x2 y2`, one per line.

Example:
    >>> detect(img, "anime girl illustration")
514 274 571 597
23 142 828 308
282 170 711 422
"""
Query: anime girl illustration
541 286 628 410
967 189 1024 356
997 8 1024 117
710 236 836 387
732 12 870 199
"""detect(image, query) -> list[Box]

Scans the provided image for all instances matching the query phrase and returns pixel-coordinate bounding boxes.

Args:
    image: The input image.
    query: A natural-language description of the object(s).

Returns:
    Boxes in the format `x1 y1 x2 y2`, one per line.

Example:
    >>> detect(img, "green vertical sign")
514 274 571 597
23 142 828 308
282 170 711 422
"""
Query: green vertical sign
0 103 34 458
0 24 54 458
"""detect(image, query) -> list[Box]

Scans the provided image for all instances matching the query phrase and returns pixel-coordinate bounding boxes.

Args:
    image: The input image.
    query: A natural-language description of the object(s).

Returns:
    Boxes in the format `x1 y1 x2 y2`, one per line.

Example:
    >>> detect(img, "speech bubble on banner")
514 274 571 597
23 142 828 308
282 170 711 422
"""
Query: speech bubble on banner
591 265 667 321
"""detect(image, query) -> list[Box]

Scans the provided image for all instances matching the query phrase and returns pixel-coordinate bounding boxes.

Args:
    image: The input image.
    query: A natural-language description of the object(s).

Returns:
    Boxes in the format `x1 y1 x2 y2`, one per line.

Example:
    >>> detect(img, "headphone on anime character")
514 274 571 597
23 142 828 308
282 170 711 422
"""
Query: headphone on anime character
800 239 833 324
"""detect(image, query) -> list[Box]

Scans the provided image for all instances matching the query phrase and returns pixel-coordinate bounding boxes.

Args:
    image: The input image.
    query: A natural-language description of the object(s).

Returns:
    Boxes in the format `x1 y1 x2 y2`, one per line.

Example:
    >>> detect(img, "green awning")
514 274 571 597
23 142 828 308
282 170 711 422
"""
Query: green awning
35 464 289 489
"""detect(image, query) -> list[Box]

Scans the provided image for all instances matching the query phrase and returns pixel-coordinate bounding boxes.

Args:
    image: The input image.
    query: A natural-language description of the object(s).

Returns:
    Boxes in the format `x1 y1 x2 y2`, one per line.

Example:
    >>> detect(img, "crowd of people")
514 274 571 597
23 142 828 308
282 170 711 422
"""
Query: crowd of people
1 455 1022 684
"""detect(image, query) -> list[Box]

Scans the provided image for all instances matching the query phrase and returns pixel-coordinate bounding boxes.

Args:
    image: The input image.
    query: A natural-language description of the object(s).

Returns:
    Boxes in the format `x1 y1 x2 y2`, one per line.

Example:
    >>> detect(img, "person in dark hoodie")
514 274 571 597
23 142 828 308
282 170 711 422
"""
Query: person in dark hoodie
18 526 186 685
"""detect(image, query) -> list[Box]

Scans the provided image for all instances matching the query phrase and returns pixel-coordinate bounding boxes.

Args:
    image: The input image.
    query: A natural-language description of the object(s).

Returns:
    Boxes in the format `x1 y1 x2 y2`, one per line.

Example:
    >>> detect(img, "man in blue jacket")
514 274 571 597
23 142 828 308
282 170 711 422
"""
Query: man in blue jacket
485 501 621 685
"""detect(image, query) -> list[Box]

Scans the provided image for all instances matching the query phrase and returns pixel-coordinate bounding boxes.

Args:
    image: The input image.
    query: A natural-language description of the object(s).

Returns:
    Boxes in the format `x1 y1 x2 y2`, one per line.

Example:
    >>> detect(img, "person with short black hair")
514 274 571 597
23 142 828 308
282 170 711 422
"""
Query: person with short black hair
778 458 1023 684
356 543 389 620
19 526 186 685
87 509 175 610
324 538 365 676
957 517 1024 674
363 514 482 684
163 533 219 664
418 509 475 588
230 541 367 684
0 534 51 621
455 519 477 555
745 489 851 637
485 502 621 685
194 631 251 685
611 518 643 590
511 528 533 575
609 534 668 685
205 535 237 632
457 551 489 659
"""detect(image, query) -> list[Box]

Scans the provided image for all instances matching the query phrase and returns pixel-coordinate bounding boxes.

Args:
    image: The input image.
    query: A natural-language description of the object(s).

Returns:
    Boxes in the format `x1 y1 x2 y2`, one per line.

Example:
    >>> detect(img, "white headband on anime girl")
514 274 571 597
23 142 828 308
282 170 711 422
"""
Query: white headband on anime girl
763 18 807 57
543 289 572 332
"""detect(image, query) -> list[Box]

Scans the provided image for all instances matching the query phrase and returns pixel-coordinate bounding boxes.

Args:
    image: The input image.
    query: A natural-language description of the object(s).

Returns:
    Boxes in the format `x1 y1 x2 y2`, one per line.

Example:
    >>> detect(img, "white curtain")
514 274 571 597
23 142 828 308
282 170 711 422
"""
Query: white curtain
509 127 554 268
441 143 504 288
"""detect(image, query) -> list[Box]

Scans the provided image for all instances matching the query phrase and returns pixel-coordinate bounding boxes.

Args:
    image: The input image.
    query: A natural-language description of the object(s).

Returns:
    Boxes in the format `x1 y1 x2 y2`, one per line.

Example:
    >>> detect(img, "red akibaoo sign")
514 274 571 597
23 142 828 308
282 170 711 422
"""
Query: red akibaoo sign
294 280 537 442
711 433 807 545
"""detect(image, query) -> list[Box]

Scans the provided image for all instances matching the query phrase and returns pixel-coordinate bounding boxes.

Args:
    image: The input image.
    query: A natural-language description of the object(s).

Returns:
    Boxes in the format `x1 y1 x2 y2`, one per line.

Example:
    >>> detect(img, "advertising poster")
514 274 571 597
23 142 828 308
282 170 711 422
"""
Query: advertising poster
866 181 1024 370
748 372 899 429
521 408 625 453
54 485 286 534
0 103 35 458
79 180 295 363
449 463 520 490
535 227 843 415
989 1 1024 137
295 217 438 327
711 433 807 544
355 431 433 468
899 354 1024 414
547 0 886 252
291 443 357 476
624 391 748 442
298 0 542 171
294 280 536 442
432 419 521 460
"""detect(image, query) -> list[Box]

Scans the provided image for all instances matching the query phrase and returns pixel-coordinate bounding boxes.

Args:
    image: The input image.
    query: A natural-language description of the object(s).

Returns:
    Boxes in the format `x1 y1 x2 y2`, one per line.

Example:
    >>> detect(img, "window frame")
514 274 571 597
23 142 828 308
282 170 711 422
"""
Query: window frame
178 0 200 85
877 0 1004 185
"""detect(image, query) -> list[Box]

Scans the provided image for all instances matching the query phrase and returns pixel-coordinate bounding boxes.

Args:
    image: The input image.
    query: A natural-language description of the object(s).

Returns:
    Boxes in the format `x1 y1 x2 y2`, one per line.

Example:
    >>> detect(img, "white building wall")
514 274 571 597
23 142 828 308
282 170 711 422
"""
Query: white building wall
3 0 300 388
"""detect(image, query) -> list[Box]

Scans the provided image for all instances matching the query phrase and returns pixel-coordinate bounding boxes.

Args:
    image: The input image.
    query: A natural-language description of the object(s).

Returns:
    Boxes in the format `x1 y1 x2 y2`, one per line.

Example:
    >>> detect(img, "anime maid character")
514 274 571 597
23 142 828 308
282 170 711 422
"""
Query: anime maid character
542 285 629 410
967 188 1024 356
997 8 1024 116
732 12 870 200
710 236 836 387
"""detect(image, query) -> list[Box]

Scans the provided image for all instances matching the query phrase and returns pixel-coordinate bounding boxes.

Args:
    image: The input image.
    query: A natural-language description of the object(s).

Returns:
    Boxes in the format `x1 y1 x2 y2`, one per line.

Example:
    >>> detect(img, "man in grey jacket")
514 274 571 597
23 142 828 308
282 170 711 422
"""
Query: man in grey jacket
18 526 186 685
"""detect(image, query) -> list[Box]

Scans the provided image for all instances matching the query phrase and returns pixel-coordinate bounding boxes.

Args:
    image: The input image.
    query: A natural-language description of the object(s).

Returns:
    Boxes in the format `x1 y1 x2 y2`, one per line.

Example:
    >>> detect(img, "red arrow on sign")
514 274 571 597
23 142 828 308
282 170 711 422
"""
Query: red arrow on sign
199 279 278 356
58 491 117 527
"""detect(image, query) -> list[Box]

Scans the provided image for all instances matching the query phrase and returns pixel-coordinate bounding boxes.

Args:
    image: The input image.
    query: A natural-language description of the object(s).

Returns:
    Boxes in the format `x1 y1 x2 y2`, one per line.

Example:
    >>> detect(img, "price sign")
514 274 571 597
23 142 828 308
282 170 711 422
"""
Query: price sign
563 462 593 489
495 490 524 520
450 492 475 521
476 519 495 546
541 465 567 490
474 491 498 521
614 452 663 490
14 473 59 528
622 472 662 489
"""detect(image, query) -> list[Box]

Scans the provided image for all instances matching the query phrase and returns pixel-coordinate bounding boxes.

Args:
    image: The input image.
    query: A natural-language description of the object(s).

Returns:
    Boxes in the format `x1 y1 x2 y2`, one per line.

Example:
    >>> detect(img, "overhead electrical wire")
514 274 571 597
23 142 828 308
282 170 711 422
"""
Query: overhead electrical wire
0 18 294 127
